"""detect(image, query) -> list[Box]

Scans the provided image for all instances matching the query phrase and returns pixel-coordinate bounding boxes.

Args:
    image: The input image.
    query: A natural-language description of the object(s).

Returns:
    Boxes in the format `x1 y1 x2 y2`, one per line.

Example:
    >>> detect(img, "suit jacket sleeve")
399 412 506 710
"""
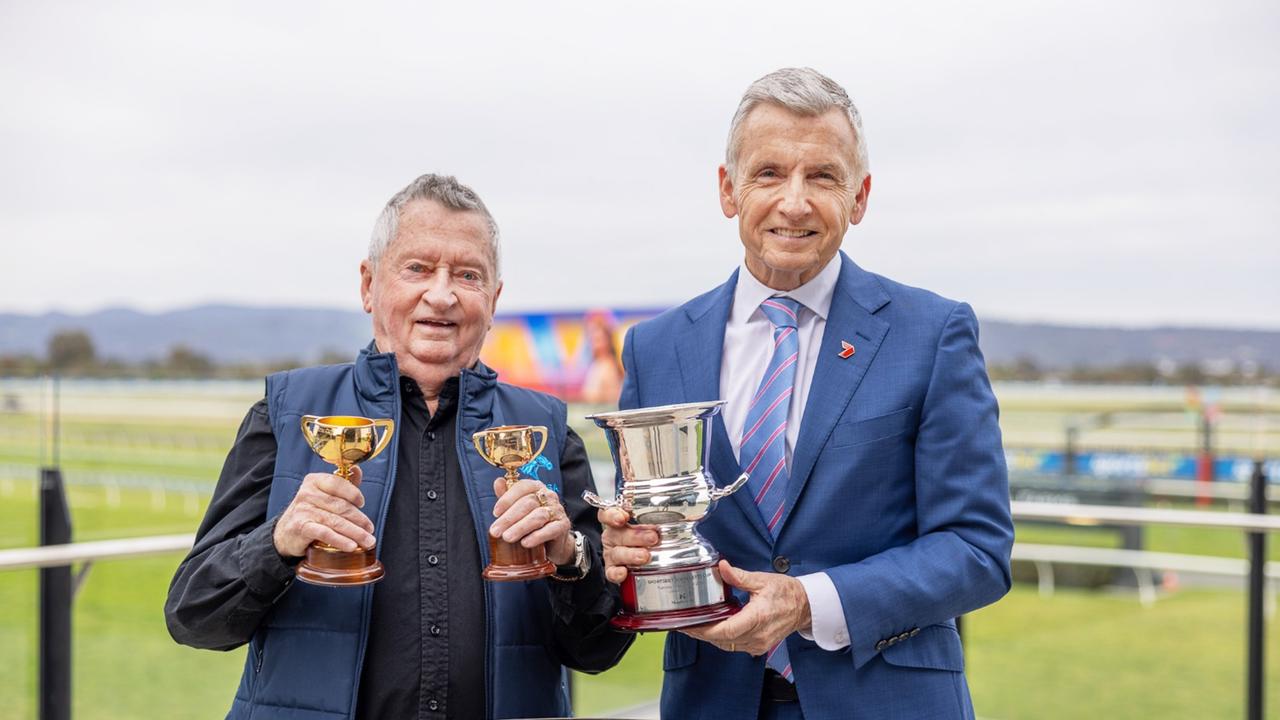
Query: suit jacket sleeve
546 426 635 672
824 302 1014 669
618 324 640 412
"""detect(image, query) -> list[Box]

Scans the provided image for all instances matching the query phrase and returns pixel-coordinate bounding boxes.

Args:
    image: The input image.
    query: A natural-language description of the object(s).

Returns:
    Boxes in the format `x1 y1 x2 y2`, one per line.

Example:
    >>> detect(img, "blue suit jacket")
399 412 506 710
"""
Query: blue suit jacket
619 252 1014 720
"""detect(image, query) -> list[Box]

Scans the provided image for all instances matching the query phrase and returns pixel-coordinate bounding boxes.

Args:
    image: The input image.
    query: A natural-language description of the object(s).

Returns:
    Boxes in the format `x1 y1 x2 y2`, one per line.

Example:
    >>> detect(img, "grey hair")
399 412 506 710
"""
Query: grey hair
725 67 869 181
367 173 502 282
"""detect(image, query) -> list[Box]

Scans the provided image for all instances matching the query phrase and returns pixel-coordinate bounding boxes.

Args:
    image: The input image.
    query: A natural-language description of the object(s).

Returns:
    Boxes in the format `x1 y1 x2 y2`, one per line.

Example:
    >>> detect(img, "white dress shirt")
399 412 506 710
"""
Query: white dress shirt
719 254 850 651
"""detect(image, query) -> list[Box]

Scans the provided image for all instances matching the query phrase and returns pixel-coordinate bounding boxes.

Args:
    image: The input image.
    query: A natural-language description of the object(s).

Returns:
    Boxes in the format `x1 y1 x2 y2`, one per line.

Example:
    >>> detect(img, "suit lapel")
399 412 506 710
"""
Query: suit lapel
674 270 773 544
776 254 891 537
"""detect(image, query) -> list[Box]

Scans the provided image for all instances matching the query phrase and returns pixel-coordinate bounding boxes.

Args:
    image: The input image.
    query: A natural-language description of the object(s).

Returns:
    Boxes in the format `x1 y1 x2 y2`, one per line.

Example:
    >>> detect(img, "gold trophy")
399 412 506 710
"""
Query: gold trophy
472 425 557 581
297 415 395 586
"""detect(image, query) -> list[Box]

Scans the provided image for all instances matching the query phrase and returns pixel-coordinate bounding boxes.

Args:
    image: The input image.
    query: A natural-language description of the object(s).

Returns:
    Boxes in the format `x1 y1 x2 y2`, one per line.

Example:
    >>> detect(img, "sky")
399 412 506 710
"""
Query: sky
2 1 1278 328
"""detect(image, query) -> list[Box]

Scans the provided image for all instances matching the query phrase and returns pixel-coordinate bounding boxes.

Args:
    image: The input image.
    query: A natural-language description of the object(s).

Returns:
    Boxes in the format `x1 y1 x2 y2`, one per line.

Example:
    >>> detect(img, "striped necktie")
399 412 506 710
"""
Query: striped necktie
738 295 800 681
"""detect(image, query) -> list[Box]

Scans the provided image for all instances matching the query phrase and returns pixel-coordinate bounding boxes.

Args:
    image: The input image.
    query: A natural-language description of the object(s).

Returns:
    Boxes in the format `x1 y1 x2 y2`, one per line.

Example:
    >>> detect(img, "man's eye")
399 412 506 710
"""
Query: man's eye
757 169 777 178
407 263 425 273
461 271 479 282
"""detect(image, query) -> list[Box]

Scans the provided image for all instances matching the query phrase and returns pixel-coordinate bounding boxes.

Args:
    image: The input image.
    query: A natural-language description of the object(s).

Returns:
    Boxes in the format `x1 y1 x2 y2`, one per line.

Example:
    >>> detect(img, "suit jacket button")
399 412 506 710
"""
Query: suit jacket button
772 556 791 573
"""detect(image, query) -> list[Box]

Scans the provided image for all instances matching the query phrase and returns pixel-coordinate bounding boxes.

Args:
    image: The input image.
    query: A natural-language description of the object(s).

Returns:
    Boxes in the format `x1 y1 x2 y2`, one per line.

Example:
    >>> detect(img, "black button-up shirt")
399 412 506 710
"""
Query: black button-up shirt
166 374 631 719
359 376 484 719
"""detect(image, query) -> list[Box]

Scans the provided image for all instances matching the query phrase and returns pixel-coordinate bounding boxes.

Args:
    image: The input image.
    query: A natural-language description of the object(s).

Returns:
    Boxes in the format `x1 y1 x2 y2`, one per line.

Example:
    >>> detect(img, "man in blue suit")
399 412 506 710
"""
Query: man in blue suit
600 68 1014 719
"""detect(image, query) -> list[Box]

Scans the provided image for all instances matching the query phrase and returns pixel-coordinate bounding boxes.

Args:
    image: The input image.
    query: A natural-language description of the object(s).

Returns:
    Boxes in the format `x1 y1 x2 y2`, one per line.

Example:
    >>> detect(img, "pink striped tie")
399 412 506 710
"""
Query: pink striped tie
739 296 800 682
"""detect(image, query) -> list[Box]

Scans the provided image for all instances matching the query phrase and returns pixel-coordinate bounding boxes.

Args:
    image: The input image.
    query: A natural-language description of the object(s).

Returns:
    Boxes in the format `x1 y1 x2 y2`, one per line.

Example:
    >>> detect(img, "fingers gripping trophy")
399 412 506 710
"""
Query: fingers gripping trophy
296 415 394 586
472 425 558 581
586 400 747 630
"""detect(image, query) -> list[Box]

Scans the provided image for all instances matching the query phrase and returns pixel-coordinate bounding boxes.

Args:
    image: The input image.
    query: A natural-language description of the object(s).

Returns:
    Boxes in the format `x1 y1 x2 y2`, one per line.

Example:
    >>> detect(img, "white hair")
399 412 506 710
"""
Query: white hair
367 173 501 282
725 67 869 181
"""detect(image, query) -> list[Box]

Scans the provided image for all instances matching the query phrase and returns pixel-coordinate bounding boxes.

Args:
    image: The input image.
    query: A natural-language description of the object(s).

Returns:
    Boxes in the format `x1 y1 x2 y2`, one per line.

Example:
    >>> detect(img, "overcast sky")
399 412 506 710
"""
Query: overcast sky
3 1 1277 328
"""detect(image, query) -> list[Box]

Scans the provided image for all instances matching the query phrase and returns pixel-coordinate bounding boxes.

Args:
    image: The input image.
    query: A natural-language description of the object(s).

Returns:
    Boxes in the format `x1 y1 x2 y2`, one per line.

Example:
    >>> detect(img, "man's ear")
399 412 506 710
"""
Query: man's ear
359 259 375 314
718 165 739 219
849 173 872 226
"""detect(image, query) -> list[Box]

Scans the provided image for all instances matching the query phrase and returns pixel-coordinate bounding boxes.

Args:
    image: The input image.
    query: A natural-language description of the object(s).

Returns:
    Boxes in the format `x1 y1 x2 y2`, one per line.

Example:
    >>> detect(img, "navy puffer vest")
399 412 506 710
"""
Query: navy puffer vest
227 346 573 719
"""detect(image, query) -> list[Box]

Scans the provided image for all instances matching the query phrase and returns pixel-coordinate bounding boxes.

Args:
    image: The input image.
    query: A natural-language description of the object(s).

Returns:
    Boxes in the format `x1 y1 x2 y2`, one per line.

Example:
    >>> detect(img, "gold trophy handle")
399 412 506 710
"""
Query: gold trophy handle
300 415 321 449
367 419 395 462
471 431 495 465
530 426 549 461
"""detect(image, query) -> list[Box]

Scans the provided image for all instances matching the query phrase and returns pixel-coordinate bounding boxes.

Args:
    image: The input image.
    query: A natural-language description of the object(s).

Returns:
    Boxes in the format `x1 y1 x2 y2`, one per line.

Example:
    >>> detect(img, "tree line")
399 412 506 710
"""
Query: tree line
0 329 349 380
2 329 1275 387
987 355 1277 387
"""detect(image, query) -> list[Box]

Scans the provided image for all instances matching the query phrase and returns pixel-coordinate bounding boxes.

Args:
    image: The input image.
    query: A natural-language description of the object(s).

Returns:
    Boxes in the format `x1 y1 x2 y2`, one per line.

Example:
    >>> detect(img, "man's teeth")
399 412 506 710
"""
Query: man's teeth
772 229 814 237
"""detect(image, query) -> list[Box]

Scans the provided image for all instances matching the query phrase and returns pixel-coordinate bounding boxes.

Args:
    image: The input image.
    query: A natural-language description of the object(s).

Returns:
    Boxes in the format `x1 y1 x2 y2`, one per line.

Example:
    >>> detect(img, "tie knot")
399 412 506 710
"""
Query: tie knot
759 297 801 330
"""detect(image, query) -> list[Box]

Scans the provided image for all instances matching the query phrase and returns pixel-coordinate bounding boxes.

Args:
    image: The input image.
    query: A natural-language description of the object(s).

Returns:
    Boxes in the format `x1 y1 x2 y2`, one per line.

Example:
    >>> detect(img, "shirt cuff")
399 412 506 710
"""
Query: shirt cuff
235 514 300 599
548 540 617 625
796 572 851 651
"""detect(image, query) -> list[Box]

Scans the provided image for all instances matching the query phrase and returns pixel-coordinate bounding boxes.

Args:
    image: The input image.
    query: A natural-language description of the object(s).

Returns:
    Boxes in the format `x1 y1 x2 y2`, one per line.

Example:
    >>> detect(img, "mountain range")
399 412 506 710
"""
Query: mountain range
1 305 1277 370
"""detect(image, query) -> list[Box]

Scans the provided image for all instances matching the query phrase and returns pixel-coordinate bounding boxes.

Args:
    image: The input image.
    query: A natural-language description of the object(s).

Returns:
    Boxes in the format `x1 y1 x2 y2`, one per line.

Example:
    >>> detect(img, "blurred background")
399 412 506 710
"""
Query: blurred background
2 1 1278 718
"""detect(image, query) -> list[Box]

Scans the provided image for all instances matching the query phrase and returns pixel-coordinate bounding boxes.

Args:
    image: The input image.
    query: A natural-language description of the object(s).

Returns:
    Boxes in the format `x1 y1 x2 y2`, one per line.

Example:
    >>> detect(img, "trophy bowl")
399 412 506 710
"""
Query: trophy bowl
472 424 558 581
585 400 746 631
296 415 394 586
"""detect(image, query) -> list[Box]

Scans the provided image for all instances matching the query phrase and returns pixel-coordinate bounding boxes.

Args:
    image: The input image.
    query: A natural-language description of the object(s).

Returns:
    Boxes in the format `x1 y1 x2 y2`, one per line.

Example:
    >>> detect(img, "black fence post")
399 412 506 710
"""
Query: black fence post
1246 459 1266 720
39 467 73 720
1064 425 1078 477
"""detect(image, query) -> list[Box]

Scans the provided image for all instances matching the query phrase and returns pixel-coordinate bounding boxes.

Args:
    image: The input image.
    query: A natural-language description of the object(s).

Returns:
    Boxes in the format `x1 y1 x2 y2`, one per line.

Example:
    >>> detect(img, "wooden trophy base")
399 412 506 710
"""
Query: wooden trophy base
612 561 742 632
296 544 385 587
483 534 556 581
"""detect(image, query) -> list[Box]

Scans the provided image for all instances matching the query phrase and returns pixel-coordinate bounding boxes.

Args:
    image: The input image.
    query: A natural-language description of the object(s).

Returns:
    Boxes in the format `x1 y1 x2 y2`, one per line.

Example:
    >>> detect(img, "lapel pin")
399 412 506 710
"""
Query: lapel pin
838 340 855 359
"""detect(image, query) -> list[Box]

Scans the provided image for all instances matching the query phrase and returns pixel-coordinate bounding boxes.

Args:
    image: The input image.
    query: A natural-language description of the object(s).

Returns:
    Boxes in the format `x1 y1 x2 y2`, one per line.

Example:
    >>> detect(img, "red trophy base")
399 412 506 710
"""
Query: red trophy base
483 534 556 581
296 544 384 586
612 561 742 632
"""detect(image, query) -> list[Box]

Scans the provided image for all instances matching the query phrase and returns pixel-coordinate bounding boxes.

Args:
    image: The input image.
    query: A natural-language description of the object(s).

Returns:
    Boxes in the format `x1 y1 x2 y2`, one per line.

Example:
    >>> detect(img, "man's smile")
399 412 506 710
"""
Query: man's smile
769 228 818 239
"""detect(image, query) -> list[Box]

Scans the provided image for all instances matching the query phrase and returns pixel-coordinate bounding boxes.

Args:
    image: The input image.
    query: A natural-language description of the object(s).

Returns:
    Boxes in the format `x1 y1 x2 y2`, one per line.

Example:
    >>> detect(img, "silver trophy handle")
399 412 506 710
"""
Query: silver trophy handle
583 490 624 510
709 472 750 501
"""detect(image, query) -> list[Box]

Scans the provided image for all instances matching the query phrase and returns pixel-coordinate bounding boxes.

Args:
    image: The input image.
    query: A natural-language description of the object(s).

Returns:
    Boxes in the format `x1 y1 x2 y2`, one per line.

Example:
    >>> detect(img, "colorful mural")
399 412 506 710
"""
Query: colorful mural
479 308 662 402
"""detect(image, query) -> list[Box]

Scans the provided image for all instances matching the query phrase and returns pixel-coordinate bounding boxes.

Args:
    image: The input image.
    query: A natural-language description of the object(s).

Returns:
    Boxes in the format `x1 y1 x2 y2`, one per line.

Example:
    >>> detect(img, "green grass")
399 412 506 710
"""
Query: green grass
3 478 1278 719
2 382 1278 719
968 586 1280 719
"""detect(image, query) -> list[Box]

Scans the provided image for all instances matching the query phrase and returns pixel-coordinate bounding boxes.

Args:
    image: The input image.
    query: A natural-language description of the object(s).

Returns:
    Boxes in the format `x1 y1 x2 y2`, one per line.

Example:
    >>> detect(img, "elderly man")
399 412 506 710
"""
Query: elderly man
167 174 631 720
601 68 1014 719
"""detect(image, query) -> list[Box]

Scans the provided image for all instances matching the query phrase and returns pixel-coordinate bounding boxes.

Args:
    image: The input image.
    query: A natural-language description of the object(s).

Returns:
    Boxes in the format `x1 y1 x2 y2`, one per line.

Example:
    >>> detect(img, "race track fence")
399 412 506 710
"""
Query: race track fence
2 467 1276 720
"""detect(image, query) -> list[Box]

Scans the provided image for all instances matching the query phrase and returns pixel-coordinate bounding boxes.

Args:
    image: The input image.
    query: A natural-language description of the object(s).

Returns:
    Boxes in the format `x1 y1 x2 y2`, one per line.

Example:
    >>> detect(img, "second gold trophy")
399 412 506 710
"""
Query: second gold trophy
472 425 558 581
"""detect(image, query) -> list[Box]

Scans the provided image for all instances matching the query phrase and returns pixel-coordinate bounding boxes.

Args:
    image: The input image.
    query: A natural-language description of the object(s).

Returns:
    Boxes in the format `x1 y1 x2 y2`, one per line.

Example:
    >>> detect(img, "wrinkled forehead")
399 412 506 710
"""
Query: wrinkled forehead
736 105 859 171
387 200 495 268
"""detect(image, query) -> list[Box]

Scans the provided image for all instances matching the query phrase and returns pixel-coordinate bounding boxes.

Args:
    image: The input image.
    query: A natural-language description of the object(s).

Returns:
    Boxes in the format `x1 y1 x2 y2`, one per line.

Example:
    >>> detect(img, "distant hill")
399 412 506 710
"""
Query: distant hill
0 305 370 364
1 304 1277 370
976 321 1279 369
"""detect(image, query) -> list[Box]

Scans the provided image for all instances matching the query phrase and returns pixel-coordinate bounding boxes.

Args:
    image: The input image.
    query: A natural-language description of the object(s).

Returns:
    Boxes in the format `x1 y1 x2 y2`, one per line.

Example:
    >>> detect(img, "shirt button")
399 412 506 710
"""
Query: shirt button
427 699 439 711
426 489 438 501
772 556 791 573
427 554 439 566
430 624 441 636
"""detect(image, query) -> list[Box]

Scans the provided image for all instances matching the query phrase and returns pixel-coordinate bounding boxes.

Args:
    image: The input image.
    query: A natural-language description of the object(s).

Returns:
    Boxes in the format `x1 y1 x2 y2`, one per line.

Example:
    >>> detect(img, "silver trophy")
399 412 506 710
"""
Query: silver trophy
585 400 748 631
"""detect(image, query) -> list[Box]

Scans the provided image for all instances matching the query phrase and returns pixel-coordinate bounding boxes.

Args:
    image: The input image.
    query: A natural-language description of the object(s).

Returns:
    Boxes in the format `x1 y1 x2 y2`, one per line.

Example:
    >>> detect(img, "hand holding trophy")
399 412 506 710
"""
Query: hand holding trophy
294 415 394 586
587 401 746 630
472 425 559 581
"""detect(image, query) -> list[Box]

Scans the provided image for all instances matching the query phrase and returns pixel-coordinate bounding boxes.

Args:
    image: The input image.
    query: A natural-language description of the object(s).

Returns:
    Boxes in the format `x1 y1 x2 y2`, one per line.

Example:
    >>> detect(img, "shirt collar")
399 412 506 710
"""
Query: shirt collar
730 253 842 325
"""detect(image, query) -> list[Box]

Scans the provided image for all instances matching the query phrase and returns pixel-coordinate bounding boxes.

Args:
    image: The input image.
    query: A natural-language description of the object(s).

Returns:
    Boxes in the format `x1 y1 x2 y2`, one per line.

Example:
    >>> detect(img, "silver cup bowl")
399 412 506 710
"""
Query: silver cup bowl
585 400 747 572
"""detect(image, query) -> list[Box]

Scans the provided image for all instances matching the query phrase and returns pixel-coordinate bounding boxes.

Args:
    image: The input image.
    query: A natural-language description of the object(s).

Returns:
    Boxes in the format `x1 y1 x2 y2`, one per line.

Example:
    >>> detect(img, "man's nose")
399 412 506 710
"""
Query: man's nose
421 269 458 308
777 174 811 217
